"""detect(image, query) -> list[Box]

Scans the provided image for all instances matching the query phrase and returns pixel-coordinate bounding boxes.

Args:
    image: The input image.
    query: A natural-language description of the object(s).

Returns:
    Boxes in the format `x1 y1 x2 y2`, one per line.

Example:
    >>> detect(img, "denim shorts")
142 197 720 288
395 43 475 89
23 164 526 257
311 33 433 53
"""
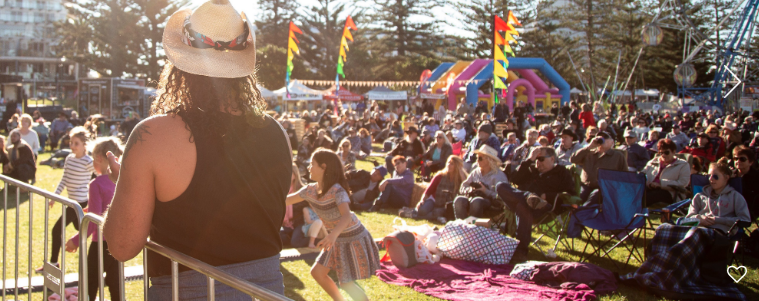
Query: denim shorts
148 254 284 300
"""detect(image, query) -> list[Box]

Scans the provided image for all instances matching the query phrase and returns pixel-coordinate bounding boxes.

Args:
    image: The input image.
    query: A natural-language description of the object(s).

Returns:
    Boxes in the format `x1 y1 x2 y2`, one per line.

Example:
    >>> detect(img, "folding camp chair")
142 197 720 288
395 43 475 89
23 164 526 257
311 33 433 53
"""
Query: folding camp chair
570 169 649 270
529 165 585 257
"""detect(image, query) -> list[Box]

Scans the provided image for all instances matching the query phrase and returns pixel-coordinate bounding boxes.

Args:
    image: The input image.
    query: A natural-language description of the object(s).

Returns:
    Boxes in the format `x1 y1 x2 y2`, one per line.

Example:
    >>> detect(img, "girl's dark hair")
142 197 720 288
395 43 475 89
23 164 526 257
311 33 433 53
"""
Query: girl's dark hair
150 61 267 139
311 148 351 198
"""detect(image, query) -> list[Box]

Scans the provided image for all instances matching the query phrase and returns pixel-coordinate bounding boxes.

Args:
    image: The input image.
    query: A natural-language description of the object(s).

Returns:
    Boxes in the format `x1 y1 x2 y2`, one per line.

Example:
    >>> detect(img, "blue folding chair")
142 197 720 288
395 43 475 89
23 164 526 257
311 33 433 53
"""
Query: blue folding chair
570 169 649 270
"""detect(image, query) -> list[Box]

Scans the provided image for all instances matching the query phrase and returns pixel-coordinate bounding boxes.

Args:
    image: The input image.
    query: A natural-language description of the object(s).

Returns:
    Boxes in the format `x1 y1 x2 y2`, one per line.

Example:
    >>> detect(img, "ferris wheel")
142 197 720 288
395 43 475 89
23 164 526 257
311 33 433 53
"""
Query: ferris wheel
642 0 758 108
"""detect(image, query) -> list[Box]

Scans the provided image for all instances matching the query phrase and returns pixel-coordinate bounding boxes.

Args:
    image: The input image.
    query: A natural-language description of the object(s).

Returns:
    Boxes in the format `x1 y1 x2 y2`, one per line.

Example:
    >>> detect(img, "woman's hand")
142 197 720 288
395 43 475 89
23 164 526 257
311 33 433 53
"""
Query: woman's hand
648 182 661 189
65 239 78 253
317 233 337 251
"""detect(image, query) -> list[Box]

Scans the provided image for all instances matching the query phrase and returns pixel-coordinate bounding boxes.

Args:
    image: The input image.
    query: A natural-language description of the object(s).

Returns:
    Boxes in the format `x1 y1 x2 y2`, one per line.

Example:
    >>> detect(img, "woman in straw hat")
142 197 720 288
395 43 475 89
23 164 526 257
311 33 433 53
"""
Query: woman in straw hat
103 1 292 299
453 145 509 219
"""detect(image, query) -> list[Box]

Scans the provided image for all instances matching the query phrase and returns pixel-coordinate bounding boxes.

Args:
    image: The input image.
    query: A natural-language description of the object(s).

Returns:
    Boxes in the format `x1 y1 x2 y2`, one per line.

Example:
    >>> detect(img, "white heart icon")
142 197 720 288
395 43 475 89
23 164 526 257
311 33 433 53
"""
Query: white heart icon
727 266 748 283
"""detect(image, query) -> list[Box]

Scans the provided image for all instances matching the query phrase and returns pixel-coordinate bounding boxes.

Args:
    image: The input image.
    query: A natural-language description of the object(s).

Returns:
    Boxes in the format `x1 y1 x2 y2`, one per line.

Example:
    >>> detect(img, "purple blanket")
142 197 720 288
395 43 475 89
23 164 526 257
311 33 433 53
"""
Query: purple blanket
376 258 597 301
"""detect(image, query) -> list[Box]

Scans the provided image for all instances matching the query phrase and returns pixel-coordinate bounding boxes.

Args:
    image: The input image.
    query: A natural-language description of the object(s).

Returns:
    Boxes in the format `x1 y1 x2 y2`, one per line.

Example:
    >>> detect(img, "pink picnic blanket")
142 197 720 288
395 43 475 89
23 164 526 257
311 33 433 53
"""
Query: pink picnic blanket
376 258 597 301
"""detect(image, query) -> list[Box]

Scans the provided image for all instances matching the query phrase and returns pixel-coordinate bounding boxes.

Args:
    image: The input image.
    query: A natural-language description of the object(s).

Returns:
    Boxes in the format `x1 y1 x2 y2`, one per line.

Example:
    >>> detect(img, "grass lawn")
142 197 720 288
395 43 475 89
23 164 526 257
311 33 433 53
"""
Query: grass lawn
2 150 758 300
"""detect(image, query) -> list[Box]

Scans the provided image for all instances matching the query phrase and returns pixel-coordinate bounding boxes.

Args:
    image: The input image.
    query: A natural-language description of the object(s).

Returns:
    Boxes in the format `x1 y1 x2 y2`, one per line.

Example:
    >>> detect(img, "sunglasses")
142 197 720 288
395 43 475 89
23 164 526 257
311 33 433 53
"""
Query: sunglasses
658 150 671 156
709 173 720 180
736 157 748 163
536 156 546 162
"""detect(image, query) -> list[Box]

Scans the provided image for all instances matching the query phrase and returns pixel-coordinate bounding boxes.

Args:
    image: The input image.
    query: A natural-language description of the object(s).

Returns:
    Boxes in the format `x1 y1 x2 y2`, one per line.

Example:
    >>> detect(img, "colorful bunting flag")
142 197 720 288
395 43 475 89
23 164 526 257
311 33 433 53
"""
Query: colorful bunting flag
493 11 521 104
336 16 357 80
285 21 302 98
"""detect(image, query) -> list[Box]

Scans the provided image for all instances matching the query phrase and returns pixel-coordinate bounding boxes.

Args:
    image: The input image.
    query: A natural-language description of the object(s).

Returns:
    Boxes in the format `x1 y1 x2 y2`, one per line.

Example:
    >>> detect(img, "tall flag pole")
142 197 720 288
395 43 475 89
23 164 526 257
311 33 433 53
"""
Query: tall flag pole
336 16 357 113
286 21 303 99
493 11 520 105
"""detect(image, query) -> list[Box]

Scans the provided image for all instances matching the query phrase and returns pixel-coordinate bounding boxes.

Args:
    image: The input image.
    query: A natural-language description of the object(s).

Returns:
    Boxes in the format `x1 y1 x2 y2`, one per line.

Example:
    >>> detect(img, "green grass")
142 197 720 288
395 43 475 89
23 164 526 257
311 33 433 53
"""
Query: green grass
2 150 758 300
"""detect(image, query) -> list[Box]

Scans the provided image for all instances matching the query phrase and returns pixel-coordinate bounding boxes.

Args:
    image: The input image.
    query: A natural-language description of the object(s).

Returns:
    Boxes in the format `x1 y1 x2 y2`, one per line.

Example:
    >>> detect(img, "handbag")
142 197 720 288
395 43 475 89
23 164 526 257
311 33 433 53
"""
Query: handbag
437 220 519 264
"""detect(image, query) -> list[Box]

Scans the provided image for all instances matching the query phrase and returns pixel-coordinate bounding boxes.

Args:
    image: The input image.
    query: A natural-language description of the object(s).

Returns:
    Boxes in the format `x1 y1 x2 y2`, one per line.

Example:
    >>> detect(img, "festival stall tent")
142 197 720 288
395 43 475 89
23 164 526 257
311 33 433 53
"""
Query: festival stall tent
257 85 275 100
365 86 408 101
274 79 324 111
321 87 365 102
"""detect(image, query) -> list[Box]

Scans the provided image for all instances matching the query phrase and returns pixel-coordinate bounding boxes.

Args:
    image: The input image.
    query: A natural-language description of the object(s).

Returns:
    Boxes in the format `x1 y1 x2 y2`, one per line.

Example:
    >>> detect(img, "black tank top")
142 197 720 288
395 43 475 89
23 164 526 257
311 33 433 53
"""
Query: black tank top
148 114 292 277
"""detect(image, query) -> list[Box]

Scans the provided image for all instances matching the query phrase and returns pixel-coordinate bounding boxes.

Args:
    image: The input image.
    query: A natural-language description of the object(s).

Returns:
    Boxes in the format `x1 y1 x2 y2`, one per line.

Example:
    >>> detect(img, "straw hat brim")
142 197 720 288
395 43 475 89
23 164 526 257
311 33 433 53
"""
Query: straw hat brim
163 9 257 78
473 149 502 165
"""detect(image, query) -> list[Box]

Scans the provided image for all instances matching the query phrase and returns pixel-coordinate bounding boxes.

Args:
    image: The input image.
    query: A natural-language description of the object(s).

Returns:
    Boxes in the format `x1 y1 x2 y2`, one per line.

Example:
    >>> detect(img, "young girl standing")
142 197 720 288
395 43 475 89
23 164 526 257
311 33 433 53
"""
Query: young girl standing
65 137 123 299
40 126 95 271
287 149 380 301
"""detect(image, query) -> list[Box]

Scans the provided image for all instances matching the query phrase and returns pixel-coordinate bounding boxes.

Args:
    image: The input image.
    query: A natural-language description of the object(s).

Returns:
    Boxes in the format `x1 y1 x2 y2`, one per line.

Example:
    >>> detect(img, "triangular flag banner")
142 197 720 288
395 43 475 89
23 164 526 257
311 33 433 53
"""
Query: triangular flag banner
343 27 354 41
494 45 507 61
341 36 349 51
493 60 509 78
289 22 303 34
288 39 299 54
494 76 507 89
336 16 357 81
507 11 522 26
339 47 347 60
495 32 505 45
503 43 513 55
346 16 357 31
494 15 509 32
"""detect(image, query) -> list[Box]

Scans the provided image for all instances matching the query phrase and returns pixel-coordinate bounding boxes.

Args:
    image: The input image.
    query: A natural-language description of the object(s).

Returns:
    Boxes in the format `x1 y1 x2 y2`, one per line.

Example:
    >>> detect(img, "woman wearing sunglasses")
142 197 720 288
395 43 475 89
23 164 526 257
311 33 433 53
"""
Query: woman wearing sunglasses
643 139 691 204
686 162 750 233
731 146 758 219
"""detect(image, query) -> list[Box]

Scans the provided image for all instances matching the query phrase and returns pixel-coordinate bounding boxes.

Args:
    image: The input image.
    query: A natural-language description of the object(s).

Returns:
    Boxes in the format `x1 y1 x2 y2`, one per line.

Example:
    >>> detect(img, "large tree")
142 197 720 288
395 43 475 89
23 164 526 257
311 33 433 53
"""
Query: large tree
133 0 189 82
255 0 300 49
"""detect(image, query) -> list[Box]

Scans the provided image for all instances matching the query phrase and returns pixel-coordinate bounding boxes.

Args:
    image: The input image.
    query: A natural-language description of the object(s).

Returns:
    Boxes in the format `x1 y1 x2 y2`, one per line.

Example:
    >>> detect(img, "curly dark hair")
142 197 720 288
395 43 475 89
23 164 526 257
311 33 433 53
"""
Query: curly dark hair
150 61 267 139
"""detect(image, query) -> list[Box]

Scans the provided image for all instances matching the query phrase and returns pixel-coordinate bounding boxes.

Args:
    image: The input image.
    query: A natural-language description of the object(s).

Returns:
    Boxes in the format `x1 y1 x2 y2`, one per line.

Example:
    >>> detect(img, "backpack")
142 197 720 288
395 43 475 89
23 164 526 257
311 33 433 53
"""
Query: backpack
381 230 418 268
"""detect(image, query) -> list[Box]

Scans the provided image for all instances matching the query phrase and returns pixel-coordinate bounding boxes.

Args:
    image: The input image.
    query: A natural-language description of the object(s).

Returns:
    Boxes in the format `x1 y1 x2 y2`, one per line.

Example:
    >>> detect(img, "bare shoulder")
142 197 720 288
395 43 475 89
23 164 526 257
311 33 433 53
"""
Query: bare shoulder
123 115 192 163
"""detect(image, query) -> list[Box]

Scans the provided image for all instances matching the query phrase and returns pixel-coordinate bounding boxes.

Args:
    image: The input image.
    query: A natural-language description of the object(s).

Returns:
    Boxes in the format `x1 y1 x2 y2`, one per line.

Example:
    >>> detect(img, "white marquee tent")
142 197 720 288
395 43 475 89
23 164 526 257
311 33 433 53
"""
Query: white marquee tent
274 79 323 101
365 86 408 101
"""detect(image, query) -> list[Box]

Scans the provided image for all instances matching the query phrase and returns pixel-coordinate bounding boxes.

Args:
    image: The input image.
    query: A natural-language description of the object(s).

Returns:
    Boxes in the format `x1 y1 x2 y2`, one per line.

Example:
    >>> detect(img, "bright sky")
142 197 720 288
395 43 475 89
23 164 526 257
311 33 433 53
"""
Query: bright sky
190 0 469 37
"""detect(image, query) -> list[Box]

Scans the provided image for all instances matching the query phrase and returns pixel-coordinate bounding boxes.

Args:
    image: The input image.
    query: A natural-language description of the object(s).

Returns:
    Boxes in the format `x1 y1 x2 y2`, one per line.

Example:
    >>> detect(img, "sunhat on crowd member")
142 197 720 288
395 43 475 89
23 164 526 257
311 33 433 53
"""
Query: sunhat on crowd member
103 1 292 300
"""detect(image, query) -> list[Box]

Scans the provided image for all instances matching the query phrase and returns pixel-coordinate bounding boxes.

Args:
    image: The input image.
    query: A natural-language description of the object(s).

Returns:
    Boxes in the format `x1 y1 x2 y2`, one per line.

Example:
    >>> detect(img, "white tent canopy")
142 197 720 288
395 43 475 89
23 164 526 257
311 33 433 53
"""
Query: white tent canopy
570 87 583 94
366 86 408 101
257 85 275 99
274 79 323 101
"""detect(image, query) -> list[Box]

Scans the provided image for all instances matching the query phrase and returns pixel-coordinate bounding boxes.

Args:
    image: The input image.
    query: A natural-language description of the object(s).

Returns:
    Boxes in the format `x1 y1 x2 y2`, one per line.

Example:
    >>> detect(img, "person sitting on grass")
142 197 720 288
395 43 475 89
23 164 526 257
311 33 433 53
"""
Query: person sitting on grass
385 126 424 174
403 156 468 223
336 138 356 170
369 155 414 212
454 145 508 219
421 131 453 180
348 166 387 210
496 146 575 263
286 149 380 301
302 206 327 249
65 137 123 300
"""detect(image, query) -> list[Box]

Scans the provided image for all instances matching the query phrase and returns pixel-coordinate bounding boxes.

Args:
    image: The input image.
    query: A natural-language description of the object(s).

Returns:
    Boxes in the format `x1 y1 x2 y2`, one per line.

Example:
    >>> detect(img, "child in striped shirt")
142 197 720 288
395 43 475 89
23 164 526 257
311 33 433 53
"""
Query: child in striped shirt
39 126 95 271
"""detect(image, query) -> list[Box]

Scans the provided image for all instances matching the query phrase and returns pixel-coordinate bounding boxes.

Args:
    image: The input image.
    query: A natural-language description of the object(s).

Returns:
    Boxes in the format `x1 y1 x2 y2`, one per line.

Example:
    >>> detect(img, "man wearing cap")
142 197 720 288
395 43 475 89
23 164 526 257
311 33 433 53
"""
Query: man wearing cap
370 155 414 212
497 146 575 263
348 166 387 210
463 123 501 171
385 126 425 174
571 131 628 205
550 121 563 144
619 129 650 172
665 125 689 152
555 128 581 166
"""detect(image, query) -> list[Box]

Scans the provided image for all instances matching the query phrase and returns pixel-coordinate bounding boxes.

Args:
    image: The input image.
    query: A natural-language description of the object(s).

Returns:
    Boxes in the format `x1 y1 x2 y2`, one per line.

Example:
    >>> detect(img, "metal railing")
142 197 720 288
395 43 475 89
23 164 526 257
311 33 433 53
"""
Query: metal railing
81 213 293 301
2 173 293 301
1 174 86 301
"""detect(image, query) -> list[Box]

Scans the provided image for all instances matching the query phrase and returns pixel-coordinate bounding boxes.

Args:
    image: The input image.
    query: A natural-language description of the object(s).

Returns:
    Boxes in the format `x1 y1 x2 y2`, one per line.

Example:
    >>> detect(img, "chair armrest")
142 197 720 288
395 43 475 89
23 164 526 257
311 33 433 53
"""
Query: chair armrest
663 199 692 211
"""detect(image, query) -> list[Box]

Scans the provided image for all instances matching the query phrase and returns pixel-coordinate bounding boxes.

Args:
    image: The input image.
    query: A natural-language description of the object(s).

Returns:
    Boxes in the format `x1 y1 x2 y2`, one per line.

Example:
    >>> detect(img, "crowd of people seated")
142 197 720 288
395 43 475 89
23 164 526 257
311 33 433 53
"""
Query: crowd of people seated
273 98 759 276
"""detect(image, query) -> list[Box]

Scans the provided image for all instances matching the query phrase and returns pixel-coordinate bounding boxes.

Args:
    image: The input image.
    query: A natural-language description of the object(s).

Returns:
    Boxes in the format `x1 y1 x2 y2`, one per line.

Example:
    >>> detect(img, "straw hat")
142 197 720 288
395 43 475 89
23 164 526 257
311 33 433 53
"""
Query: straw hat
473 145 502 166
163 0 256 78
